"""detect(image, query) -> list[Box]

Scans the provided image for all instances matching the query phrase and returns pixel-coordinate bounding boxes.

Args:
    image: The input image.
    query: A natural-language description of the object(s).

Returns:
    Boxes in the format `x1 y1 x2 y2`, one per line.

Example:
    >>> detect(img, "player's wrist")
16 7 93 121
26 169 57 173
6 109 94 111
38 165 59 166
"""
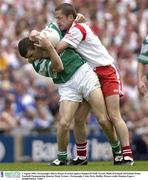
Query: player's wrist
46 43 54 53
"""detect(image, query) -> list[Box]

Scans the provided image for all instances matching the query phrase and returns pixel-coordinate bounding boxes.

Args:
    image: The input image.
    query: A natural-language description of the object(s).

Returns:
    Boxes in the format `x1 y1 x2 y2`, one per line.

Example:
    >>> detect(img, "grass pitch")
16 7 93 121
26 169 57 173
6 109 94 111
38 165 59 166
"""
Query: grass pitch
0 161 147 171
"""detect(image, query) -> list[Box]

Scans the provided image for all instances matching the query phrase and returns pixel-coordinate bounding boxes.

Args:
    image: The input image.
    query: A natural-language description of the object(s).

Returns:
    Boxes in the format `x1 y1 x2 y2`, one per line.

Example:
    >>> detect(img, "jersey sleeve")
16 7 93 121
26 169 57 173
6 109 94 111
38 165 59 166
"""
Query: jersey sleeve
138 37 148 64
62 24 86 48
32 59 52 77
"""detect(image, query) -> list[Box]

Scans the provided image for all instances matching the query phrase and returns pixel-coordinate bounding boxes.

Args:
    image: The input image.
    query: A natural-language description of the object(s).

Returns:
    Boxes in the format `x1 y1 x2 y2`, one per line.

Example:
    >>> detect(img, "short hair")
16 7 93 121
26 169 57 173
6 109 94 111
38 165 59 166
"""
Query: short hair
18 37 35 58
55 3 77 19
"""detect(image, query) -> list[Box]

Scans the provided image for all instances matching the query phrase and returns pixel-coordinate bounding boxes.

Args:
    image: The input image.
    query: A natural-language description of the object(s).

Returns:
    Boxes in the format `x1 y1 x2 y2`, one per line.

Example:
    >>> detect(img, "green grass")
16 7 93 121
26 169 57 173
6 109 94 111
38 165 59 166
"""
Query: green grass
0 161 147 171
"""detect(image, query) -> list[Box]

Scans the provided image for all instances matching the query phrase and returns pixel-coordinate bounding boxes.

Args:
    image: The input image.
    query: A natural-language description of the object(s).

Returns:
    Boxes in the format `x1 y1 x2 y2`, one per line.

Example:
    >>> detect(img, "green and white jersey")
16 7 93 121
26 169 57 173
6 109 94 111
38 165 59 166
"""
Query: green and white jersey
44 22 63 38
32 48 86 84
138 36 148 64
32 23 86 84
44 22 67 41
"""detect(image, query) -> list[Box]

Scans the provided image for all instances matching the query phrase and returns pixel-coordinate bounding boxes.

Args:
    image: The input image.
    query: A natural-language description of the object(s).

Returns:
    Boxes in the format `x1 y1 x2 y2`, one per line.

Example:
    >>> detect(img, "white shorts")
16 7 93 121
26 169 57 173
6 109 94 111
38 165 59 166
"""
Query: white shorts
57 63 100 102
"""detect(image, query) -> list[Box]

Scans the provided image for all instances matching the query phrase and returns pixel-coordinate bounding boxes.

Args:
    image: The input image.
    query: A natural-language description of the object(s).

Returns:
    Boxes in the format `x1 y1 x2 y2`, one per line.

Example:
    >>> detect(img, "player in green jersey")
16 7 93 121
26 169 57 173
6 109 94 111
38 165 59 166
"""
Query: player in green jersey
137 36 148 97
18 33 117 166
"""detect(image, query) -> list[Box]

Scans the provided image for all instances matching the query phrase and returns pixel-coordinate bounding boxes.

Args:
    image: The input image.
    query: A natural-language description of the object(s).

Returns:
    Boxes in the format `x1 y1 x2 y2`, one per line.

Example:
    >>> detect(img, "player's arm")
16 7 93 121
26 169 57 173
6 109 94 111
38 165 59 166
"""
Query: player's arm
56 25 85 54
137 62 145 81
47 44 64 72
35 35 64 72
56 41 69 54
137 62 146 96
137 38 148 96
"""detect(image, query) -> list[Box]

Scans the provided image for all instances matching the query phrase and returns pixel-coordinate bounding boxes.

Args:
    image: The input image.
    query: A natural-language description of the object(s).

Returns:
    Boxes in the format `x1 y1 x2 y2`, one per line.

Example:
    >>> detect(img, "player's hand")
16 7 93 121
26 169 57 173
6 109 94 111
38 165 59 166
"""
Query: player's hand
137 80 147 96
34 34 53 51
29 30 40 41
75 13 86 23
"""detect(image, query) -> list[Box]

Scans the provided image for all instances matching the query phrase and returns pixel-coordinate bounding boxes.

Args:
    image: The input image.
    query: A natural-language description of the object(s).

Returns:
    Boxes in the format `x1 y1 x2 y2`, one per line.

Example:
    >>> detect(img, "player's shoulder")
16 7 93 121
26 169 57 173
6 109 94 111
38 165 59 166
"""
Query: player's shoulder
72 23 92 34
46 22 58 28
72 22 87 28
76 22 90 29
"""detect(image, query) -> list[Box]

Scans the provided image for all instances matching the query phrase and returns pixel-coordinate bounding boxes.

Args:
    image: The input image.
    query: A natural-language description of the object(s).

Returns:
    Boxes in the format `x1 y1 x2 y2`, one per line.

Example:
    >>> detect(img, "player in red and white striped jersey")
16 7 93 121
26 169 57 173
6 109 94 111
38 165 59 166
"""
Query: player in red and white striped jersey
55 3 134 165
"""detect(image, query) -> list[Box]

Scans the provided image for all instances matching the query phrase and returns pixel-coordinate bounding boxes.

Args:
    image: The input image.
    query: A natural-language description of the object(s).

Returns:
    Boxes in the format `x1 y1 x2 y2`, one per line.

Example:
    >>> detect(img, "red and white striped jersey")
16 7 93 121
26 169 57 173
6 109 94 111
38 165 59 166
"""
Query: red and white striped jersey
62 22 114 68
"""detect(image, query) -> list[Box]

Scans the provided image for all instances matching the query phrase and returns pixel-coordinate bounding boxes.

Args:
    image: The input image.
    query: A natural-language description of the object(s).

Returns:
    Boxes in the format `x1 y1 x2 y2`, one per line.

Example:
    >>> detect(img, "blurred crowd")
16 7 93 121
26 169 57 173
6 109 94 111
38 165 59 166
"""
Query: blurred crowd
0 0 148 159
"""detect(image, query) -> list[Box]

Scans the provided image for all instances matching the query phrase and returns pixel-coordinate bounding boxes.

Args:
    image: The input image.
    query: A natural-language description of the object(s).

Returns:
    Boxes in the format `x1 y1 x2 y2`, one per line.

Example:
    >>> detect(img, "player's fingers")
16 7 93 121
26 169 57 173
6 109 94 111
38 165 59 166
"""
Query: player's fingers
75 13 86 23
34 42 41 47
35 36 42 40
29 30 40 41
34 36 43 46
